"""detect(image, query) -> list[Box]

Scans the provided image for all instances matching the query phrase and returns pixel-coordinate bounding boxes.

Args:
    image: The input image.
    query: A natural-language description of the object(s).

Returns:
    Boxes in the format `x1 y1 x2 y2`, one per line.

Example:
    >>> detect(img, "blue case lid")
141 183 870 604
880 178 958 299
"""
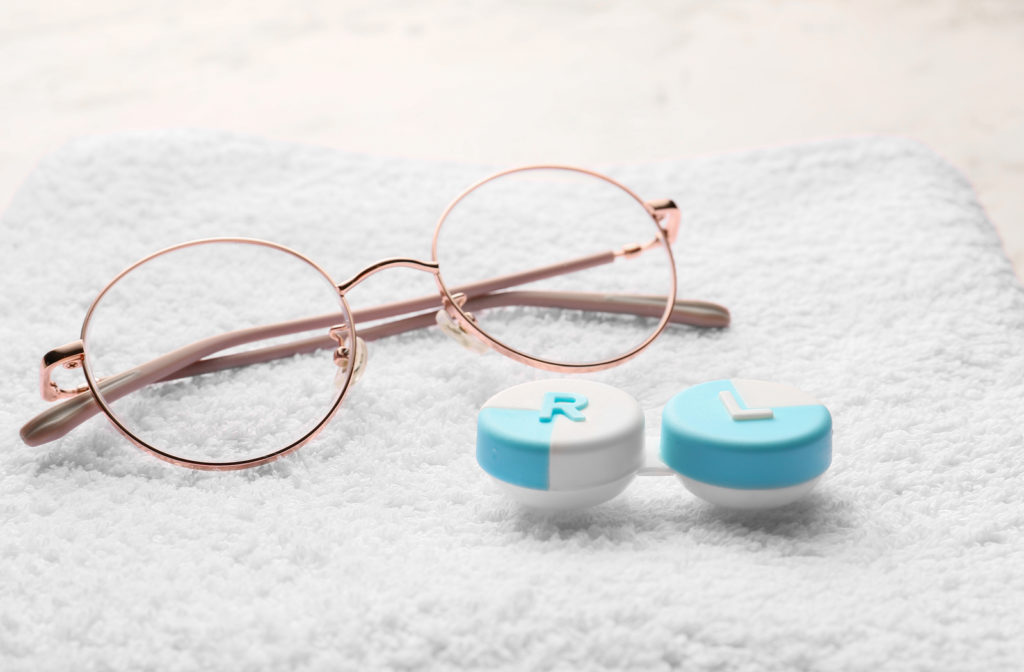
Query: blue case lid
660 379 831 489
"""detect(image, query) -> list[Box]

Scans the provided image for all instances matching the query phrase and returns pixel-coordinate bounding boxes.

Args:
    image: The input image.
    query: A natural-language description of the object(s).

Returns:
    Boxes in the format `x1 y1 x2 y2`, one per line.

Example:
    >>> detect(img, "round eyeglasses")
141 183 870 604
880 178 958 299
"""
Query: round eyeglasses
21 166 730 469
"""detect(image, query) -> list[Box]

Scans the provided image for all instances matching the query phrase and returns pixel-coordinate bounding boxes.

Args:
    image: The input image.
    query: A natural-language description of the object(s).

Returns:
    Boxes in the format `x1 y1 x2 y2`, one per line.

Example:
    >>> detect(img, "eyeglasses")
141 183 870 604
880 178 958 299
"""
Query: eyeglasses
20 165 730 470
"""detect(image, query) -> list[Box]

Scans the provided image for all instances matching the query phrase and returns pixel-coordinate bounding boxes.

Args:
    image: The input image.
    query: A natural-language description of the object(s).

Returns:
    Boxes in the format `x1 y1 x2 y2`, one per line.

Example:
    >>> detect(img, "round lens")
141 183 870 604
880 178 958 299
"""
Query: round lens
82 240 352 466
433 167 675 366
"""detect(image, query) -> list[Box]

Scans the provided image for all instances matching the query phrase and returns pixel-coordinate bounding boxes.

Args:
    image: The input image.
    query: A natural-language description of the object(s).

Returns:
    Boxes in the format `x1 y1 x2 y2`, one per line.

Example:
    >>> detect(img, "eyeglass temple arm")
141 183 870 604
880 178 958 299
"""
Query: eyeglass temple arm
28 245 676 400
21 312 354 447
20 288 727 447
167 292 730 383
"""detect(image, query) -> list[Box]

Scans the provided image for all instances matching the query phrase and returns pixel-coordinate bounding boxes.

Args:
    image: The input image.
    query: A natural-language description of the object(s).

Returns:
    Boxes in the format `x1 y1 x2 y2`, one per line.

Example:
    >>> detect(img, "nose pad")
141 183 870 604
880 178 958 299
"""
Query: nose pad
436 293 489 354
328 325 368 389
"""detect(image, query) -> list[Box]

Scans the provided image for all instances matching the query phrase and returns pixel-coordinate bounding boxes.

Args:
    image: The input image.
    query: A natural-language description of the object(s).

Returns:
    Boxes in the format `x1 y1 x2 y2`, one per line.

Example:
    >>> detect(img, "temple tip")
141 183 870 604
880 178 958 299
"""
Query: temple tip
672 299 731 328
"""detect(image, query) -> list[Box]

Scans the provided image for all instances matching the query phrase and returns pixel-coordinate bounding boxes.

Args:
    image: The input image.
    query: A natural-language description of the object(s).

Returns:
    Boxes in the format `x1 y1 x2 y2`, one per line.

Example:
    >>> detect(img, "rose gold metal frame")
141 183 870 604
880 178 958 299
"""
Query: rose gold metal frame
431 165 680 373
79 238 357 471
22 165 729 471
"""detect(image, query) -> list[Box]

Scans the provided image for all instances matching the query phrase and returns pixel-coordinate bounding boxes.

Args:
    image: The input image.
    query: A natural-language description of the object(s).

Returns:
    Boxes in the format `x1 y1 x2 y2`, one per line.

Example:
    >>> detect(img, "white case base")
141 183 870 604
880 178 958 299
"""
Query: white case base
491 473 637 511
679 475 821 509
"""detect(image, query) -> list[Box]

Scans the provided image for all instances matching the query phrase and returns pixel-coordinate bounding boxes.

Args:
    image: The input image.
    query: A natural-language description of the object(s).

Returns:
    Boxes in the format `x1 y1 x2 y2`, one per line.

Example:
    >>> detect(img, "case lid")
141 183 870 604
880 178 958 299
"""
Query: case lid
477 379 644 492
660 379 831 489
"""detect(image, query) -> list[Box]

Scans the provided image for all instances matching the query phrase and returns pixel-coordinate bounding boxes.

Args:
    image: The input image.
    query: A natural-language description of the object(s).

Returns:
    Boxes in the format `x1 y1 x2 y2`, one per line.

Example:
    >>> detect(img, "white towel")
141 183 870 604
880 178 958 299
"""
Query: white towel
2 131 1022 671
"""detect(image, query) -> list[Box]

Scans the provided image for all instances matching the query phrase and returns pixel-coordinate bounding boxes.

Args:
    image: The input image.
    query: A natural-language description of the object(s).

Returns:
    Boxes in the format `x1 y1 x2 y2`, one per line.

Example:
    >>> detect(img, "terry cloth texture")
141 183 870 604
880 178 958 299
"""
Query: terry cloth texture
1 131 1023 671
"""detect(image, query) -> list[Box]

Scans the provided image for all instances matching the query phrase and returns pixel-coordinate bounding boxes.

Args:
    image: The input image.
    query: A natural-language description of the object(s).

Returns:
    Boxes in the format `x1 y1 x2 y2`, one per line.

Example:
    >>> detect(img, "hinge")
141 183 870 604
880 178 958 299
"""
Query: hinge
40 340 88 401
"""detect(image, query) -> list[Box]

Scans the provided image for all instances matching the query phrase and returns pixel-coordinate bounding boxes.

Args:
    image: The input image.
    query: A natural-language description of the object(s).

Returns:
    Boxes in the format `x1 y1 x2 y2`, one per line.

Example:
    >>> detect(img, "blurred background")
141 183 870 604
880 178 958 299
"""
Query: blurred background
2 0 1021 276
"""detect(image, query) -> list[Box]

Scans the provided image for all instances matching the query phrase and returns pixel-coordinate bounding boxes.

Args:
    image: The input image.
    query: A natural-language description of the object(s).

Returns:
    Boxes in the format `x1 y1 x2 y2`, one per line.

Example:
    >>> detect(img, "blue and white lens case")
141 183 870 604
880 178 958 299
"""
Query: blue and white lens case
476 379 832 510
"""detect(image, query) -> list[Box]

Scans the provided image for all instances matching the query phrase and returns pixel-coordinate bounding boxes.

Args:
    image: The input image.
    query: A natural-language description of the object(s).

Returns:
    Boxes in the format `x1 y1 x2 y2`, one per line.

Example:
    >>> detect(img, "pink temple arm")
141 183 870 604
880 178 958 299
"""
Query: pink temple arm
20 290 727 447
22 241 729 447
167 292 729 381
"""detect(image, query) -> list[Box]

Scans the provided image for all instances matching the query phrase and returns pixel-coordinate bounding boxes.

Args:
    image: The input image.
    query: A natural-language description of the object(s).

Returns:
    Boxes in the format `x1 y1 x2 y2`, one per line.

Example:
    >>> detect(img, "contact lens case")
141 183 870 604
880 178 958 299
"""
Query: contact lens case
476 378 832 510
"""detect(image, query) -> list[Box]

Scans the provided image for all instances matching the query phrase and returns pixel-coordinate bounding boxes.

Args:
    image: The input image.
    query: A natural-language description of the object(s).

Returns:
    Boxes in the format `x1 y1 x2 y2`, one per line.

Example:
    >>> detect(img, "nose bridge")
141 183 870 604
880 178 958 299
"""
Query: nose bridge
336 257 440 294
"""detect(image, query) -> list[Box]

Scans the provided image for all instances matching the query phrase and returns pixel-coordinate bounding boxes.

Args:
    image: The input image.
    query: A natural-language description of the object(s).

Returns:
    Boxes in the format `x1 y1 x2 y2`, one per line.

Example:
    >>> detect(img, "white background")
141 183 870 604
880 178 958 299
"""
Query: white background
2 0 1021 275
